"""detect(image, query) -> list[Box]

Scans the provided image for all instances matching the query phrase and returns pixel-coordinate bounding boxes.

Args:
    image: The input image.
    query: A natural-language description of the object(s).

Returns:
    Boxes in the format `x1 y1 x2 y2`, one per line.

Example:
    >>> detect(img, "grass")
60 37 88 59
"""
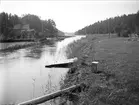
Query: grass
60 34 139 105
0 42 38 52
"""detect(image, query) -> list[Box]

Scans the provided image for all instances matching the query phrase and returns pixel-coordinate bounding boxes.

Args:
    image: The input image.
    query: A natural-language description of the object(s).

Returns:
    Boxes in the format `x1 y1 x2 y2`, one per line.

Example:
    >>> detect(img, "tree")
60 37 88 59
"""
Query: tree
115 25 122 37
42 19 58 37
75 12 138 36
136 11 139 27
0 12 60 40
135 11 139 35
21 14 42 32
0 12 22 40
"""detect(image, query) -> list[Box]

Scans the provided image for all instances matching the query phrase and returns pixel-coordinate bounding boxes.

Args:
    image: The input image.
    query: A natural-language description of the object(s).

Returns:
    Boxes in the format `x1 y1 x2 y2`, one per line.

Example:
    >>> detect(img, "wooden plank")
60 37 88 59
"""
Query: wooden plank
18 84 83 105
45 62 73 68
45 58 77 68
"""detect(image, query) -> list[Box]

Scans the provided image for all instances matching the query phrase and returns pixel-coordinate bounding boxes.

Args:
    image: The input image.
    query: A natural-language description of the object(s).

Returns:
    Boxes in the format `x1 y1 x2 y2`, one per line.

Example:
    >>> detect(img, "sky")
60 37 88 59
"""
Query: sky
0 0 139 32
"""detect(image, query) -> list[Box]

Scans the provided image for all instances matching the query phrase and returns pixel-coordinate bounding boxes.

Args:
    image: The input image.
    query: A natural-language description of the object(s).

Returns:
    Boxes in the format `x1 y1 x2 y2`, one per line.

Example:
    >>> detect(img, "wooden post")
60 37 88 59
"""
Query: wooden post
91 61 99 73
18 83 84 105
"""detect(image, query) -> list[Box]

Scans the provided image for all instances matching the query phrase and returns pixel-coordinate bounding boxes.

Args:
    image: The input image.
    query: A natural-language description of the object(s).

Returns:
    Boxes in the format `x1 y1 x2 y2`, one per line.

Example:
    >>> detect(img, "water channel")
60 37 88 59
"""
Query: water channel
0 36 84 105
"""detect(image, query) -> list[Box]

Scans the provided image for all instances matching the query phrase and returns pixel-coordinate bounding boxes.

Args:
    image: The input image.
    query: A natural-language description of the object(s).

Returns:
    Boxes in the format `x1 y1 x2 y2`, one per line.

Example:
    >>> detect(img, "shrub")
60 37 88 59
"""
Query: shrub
120 29 131 37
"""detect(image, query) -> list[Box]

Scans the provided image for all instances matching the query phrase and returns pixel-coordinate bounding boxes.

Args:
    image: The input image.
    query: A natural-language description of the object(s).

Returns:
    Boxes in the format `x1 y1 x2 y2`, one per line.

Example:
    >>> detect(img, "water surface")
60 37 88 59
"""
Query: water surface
0 36 84 105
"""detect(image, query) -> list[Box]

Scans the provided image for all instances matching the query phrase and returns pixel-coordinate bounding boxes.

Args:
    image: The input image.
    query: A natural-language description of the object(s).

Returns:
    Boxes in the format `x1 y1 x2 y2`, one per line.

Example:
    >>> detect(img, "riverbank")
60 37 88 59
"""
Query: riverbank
60 34 139 105
0 42 39 52
0 36 71 52
0 39 35 43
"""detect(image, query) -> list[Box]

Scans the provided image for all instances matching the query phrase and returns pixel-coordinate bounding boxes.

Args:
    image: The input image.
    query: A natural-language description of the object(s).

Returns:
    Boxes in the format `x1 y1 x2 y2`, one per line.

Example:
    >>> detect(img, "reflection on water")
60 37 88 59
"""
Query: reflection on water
0 36 85 105
25 45 44 59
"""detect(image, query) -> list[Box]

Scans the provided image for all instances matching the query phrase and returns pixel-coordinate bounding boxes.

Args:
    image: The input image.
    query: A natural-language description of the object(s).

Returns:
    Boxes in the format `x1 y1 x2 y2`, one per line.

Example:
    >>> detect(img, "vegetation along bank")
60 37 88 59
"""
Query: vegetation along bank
60 34 139 105
0 12 65 42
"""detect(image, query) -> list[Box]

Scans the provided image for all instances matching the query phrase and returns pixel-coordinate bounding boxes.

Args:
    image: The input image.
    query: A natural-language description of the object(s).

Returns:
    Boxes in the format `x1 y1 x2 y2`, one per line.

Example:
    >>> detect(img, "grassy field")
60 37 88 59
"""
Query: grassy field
60 34 139 105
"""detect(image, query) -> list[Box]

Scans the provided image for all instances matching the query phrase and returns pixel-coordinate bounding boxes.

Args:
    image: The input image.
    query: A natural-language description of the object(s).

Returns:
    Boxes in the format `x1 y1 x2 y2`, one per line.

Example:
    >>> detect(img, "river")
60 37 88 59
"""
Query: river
0 36 84 105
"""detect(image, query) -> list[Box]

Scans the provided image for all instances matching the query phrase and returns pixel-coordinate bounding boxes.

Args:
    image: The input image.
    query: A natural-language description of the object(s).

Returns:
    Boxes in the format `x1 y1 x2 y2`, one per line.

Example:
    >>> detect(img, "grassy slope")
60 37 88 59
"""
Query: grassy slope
61 34 139 105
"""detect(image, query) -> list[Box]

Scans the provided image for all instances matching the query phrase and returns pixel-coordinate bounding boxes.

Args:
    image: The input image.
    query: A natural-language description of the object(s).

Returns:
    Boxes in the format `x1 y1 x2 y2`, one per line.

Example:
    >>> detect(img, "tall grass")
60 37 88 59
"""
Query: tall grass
41 74 63 105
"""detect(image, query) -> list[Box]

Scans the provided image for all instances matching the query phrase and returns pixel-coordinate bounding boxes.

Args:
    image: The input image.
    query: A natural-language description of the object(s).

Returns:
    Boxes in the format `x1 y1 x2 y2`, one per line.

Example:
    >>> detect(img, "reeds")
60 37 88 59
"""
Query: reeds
0 42 38 52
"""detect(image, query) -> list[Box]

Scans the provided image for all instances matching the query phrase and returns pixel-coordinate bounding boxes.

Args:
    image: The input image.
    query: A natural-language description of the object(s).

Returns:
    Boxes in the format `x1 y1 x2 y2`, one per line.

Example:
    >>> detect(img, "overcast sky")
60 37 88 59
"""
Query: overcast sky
0 0 139 32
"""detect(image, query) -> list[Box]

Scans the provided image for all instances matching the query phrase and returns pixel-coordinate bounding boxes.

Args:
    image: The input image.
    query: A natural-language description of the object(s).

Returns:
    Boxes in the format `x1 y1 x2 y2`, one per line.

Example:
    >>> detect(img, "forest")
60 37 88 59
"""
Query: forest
75 11 139 37
0 12 64 41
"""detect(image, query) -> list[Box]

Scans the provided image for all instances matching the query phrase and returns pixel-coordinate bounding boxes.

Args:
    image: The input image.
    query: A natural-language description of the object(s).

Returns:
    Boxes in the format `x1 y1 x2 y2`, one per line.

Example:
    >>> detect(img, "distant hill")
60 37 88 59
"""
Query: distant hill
75 11 139 36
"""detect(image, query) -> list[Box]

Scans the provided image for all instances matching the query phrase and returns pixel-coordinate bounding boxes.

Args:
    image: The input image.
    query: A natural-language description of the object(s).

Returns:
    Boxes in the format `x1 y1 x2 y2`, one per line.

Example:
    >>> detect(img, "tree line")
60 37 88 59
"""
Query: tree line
75 11 139 37
0 12 64 40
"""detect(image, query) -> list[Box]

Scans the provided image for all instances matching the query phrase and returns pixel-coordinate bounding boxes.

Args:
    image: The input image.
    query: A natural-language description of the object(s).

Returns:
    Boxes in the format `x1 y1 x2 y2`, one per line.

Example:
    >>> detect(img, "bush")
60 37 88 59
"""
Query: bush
117 33 121 37
120 29 130 37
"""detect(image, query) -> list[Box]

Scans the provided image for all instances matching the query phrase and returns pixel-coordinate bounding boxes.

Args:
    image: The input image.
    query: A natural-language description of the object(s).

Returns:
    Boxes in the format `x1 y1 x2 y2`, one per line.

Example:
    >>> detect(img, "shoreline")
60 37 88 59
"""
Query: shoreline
0 39 35 43
0 42 39 52
0 35 72 43
60 34 139 105
0 36 71 52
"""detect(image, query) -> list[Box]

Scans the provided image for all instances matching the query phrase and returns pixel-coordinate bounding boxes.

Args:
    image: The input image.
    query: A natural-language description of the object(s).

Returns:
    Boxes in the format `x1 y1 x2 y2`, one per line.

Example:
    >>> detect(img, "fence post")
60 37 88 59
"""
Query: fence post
91 61 99 73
